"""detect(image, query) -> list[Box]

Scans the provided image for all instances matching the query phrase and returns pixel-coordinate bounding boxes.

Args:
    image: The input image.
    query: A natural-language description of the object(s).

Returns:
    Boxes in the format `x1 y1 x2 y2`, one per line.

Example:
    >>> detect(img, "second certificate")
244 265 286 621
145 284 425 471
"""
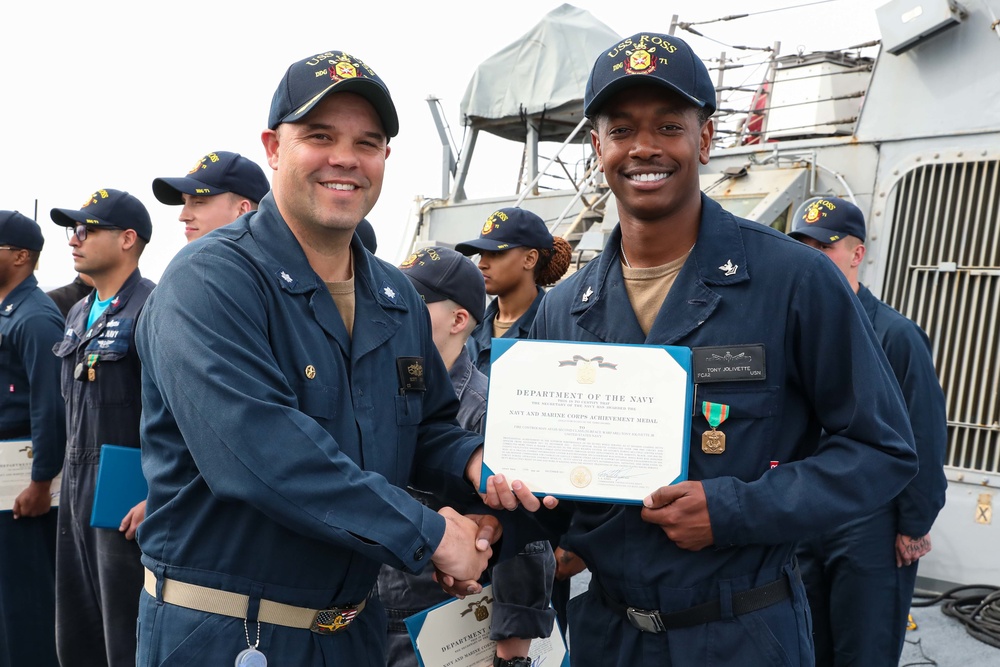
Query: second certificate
481 339 692 504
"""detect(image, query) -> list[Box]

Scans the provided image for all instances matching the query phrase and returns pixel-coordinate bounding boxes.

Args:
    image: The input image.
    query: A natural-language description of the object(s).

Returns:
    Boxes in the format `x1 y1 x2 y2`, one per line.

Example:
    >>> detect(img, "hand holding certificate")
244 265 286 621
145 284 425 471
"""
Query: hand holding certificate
480 340 692 504
1 439 61 513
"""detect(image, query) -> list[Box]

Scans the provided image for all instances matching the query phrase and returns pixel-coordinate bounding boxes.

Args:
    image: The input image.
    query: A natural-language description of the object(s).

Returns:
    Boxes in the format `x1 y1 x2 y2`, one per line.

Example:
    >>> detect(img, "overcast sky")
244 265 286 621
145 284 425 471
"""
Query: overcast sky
1 0 882 288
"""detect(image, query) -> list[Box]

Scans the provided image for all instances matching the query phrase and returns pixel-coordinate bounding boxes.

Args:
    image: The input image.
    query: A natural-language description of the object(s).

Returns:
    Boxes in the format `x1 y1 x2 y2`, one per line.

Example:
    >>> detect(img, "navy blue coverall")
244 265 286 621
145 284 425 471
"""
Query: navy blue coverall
797 283 948 665
528 195 918 667
53 269 154 667
135 195 482 667
0 273 65 667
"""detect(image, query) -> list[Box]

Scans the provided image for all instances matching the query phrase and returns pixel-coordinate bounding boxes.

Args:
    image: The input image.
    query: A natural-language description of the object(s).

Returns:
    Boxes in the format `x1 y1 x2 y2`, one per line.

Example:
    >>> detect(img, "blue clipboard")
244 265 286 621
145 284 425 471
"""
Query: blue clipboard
90 444 147 529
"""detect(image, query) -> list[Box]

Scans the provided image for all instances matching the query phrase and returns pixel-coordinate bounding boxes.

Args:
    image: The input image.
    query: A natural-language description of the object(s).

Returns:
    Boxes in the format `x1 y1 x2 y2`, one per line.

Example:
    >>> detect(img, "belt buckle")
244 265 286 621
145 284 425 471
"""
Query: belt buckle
626 607 666 633
309 605 361 635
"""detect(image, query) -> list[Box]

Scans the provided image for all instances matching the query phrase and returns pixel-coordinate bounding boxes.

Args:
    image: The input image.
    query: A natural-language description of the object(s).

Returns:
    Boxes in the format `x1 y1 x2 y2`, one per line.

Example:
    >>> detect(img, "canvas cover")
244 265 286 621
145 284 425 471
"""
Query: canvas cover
459 4 620 142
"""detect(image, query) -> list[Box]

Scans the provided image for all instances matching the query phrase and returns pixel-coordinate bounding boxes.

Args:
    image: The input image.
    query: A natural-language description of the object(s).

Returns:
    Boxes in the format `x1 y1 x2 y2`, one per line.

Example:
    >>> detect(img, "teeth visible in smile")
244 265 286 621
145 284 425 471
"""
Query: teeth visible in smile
322 183 356 191
630 173 668 182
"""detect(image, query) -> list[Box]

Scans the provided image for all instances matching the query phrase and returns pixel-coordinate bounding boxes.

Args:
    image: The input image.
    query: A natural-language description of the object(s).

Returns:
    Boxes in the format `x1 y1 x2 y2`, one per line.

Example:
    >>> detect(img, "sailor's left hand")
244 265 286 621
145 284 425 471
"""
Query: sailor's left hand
641 481 714 551
896 533 932 567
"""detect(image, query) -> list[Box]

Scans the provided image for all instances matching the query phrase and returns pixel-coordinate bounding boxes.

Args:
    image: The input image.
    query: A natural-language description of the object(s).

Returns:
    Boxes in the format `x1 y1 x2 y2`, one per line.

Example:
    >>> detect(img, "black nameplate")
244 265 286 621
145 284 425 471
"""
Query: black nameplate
396 356 427 392
691 345 766 383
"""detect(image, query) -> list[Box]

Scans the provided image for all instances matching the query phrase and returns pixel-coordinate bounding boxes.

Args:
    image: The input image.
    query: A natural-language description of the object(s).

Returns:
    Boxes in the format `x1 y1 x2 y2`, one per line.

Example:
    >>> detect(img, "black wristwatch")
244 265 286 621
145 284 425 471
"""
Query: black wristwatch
493 656 532 667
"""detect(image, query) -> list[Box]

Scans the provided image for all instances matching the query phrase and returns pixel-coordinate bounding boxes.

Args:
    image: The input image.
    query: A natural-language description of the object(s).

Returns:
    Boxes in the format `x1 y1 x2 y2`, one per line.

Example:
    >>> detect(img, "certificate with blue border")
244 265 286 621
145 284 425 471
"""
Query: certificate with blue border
404 584 568 667
479 340 692 504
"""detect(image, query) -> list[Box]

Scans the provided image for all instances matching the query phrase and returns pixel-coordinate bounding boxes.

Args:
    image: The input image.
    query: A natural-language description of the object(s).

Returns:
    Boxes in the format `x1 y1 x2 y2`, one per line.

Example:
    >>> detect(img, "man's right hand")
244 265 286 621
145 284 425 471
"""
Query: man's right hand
12 480 53 519
482 474 559 512
431 507 493 591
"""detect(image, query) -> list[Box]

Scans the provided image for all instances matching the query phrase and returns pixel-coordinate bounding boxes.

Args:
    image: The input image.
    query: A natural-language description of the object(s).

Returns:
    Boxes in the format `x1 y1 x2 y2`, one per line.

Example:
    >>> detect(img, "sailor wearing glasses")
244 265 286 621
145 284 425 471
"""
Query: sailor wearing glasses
49 190 155 667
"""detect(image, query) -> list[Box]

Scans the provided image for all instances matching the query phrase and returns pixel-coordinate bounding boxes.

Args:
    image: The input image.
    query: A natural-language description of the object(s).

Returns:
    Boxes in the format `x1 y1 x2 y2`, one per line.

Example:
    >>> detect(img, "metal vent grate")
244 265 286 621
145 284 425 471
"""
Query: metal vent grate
882 160 1000 474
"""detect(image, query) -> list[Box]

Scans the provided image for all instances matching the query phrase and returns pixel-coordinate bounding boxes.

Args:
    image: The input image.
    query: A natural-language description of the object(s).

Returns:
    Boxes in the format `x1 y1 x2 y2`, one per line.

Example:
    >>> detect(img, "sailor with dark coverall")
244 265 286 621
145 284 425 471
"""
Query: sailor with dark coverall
134 50 498 667
481 32 919 666
49 189 156 667
790 196 948 666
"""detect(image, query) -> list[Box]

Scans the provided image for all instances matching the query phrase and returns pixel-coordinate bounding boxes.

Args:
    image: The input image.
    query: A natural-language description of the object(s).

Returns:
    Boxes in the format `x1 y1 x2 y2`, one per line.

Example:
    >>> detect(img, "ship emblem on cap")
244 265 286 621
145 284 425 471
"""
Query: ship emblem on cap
332 55 359 81
804 201 823 224
625 37 657 76
481 210 506 236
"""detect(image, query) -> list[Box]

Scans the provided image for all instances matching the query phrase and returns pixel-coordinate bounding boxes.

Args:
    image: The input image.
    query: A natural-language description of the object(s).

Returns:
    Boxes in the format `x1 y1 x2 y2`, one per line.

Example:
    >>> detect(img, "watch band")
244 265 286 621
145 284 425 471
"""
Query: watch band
493 656 532 667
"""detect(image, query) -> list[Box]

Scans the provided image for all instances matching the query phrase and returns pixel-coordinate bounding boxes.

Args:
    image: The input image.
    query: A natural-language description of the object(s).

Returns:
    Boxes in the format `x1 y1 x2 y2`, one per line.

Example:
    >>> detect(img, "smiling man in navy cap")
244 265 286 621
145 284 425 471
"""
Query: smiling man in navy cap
49 189 155 667
134 51 498 667
153 150 270 242
790 196 948 666
482 31 920 666
0 210 64 667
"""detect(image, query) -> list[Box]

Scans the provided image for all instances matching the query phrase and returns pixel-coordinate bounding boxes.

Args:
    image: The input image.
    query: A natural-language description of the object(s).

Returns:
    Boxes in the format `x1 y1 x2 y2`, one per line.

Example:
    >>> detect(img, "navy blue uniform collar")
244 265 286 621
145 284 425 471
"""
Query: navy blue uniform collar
856 283 878 321
448 346 476 398
102 268 145 317
247 194 407 314
482 286 545 335
0 274 40 317
568 194 748 344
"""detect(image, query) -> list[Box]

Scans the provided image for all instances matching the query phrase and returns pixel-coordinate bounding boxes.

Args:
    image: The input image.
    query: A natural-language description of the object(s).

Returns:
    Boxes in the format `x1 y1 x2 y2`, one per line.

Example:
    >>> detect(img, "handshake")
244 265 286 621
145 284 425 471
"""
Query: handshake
428 449 565 597
429 507 501 598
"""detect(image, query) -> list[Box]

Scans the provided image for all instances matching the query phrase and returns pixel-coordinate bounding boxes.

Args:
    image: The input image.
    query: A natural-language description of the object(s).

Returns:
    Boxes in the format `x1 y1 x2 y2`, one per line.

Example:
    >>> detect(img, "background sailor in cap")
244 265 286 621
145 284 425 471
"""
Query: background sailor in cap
484 31 918 666
152 150 270 243
49 189 155 667
790 196 948 666
0 210 64 667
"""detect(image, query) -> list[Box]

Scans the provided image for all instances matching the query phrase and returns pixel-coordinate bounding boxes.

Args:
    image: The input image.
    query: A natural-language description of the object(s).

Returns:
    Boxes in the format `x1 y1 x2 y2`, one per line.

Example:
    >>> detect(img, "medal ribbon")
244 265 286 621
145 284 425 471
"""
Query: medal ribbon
702 401 729 429
87 354 99 369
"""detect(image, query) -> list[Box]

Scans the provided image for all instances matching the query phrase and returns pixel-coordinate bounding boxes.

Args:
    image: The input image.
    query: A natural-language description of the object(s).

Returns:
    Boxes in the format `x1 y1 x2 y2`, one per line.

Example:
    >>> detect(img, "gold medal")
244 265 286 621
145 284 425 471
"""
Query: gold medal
701 401 730 455
702 429 726 454
88 367 96 382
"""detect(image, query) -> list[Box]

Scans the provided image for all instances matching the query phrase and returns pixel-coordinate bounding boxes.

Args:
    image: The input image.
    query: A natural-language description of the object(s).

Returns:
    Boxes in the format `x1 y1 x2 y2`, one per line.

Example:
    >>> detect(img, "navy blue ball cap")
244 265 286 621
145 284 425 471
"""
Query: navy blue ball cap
454 207 553 256
0 210 44 251
584 32 716 118
152 151 270 205
268 50 398 137
50 189 153 242
399 246 485 324
789 196 866 244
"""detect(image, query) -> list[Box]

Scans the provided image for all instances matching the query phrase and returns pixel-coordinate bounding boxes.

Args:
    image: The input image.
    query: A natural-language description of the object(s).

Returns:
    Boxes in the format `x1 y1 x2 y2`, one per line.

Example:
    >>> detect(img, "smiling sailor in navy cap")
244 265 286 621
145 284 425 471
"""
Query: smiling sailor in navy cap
134 50 500 667
481 31 919 667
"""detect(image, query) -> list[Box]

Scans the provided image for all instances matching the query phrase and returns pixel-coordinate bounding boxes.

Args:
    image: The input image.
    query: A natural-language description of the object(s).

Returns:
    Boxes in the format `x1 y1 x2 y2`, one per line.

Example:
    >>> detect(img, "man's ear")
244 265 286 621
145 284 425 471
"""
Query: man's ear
262 129 280 170
452 307 471 335
853 242 866 268
120 229 138 252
